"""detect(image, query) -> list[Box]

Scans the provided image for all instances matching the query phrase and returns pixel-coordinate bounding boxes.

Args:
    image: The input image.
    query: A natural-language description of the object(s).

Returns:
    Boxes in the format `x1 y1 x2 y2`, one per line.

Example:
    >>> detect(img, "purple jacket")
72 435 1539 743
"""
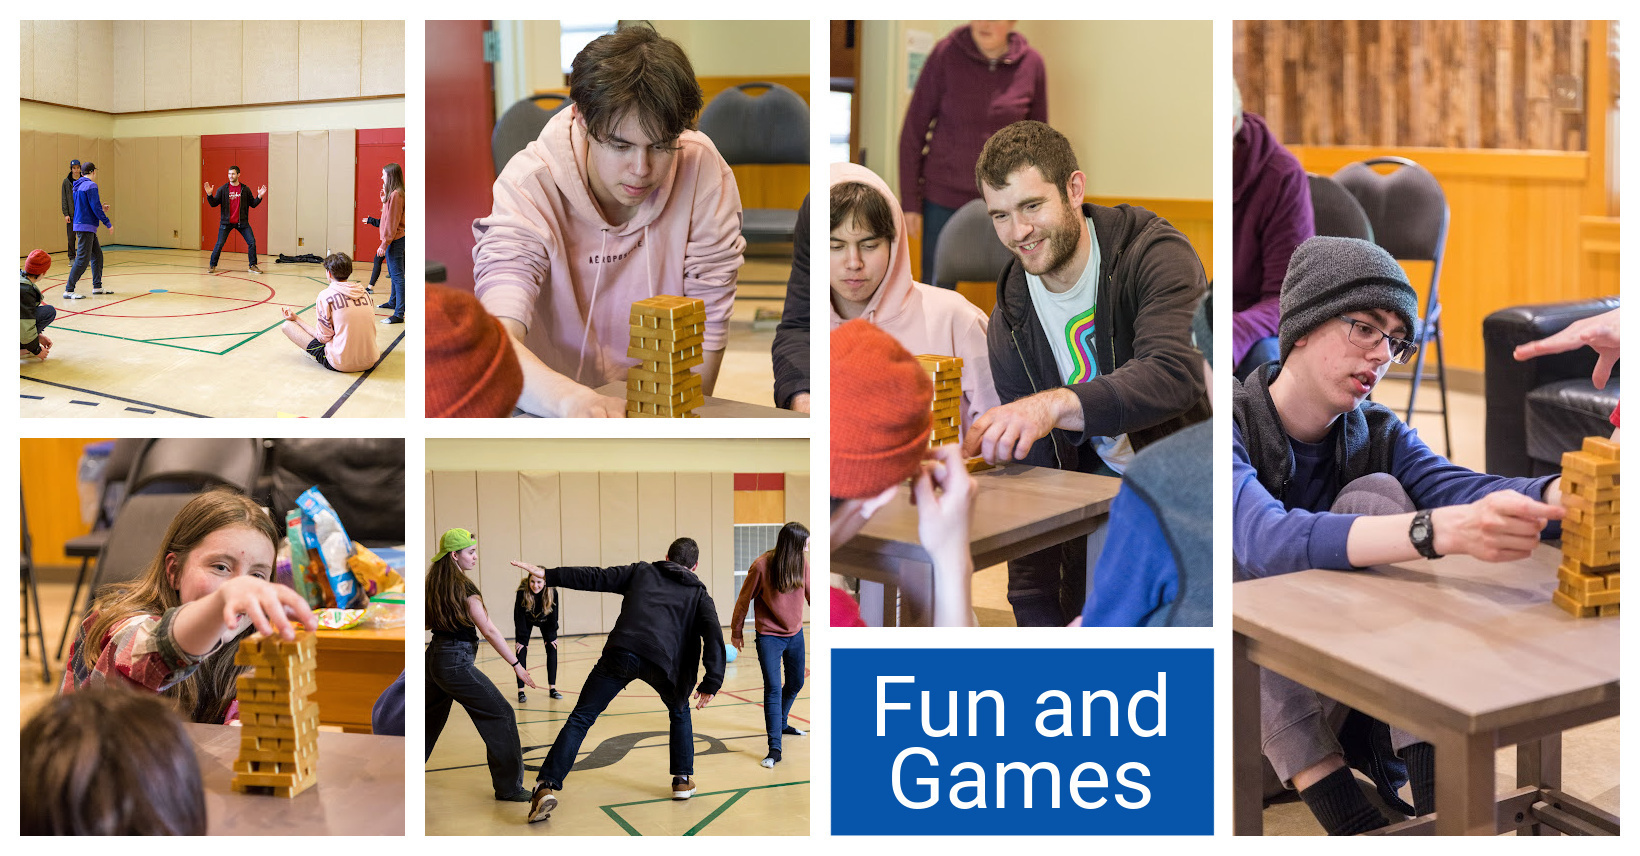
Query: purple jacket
1231 112 1313 365
898 25 1047 212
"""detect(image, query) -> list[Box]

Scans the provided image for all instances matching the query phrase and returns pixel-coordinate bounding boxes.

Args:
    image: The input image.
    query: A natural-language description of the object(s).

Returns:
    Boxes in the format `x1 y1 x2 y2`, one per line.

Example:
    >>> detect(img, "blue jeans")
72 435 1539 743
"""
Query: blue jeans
536 647 693 788
426 637 525 798
921 200 959 288
385 235 406 319
35 303 57 333
209 222 258 268
66 231 102 291
755 629 804 753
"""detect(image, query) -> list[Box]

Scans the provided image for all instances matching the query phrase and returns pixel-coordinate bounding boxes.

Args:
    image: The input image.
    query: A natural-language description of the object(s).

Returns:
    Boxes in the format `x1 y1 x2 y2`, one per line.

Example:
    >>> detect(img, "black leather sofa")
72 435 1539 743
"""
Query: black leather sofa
1482 298 1620 477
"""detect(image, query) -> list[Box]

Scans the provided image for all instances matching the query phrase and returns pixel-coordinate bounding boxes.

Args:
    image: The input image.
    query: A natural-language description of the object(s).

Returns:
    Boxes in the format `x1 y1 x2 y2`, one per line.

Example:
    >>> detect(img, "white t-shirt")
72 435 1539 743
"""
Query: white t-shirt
1025 217 1135 474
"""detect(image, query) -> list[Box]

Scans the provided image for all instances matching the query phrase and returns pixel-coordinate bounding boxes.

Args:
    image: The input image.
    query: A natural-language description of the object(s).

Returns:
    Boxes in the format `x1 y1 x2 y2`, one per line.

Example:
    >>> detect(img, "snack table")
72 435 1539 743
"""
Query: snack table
1232 544 1620 835
186 723 405 835
832 463 1121 626
314 625 405 733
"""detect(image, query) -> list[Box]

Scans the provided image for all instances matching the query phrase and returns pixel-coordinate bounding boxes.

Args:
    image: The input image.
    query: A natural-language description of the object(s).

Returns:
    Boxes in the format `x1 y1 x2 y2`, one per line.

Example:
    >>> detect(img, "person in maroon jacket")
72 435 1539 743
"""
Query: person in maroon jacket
899 21 1047 288
1232 82 1315 369
204 166 267 274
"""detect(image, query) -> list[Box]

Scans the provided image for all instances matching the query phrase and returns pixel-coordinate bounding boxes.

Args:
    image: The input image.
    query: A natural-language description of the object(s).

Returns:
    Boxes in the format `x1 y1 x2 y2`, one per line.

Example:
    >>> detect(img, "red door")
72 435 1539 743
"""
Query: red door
426 20 496 291
201 134 270 258
355 128 406 264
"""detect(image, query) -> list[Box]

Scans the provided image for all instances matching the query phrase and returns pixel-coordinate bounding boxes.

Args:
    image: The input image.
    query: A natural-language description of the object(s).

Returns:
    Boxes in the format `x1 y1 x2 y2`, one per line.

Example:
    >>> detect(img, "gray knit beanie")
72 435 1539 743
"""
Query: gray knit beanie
1278 236 1419 362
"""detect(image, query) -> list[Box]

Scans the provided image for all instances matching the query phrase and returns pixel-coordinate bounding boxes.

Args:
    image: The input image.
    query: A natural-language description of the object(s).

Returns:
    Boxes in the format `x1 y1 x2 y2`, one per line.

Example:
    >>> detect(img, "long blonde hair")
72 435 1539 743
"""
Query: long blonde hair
81 490 281 724
517 570 555 618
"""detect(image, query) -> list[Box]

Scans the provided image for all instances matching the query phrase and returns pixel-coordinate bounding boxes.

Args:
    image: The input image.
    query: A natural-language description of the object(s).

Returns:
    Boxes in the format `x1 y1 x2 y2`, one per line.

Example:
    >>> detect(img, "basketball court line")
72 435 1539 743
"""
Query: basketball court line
602 780 809 836
322 332 406 417
19 377 210 417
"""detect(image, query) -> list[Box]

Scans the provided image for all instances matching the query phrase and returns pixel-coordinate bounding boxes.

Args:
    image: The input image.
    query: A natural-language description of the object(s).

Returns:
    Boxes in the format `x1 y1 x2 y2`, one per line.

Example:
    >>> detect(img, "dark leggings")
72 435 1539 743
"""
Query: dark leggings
514 612 558 688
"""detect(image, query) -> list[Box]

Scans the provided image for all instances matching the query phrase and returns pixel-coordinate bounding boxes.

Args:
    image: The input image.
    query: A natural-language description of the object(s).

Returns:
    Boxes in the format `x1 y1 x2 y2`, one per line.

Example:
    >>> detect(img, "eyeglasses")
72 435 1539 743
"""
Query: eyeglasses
1338 316 1419 365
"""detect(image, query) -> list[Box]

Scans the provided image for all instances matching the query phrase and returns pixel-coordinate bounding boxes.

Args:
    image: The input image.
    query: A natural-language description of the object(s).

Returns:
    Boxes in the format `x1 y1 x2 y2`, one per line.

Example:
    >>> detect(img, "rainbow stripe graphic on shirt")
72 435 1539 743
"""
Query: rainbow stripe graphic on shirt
1064 305 1099 382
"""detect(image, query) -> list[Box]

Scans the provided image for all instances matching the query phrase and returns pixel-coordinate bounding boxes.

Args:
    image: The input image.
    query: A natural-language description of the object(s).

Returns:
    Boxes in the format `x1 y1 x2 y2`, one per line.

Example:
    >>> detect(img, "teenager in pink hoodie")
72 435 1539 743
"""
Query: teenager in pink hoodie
279 253 379 373
472 26 745 418
829 163 998 439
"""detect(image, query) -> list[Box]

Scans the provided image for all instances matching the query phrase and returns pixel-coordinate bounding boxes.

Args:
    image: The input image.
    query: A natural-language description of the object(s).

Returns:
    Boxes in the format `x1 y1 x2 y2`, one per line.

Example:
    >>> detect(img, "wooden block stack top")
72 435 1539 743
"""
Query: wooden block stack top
916 354 962 447
1554 436 1621 618
627 295 707 418
230 632 320 798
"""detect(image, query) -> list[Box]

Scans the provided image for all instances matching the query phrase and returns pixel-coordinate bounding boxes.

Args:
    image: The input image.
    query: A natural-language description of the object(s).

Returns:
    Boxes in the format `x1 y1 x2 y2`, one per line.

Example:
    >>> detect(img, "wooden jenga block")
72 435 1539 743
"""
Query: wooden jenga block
231 632 319 798
965 457 995 473
1553 589 1598 617
915 355 963 372
626 386 705 409
1598 603 1620 617
631 295 706 319
628 322 705 343
628 338 706 361
1583 436 1621 460
1561 451 1621 480
627 365 697 385
932 384 962 402
931 424 960 444
1557 566 1609 598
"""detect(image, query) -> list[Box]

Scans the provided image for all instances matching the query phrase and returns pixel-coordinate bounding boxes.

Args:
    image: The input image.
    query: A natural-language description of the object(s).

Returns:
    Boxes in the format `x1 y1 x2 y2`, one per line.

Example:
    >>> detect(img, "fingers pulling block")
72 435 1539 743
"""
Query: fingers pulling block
231 632 320 798
1556 437 1621 618
626 296 708 418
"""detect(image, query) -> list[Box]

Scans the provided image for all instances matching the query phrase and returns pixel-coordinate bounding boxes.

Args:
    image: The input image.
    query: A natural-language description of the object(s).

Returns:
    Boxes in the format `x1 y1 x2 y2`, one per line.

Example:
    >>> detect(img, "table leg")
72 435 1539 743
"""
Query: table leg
1434 730 1496 835
1515 733 1563 836
898 557 934 627
1232 633 1263 835
858 580 888 627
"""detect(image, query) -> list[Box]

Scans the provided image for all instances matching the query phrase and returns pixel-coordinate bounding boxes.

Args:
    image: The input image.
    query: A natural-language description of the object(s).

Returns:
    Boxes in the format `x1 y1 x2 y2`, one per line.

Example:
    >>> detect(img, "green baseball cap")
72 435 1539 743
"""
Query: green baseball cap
433 528 477 562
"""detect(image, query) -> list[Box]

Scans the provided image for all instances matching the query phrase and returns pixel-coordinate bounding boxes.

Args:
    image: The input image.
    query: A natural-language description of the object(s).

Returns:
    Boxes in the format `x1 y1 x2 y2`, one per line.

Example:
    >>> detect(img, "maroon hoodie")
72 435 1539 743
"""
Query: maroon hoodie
1232 112 1314 365
898 25 1047 212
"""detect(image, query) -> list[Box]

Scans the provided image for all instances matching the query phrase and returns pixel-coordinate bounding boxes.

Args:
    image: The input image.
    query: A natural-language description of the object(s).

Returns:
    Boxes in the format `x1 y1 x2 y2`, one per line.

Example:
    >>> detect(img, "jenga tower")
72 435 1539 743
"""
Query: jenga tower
1554 436 1621 618
916 355 962 447
627 295 707 418
231 632 320 798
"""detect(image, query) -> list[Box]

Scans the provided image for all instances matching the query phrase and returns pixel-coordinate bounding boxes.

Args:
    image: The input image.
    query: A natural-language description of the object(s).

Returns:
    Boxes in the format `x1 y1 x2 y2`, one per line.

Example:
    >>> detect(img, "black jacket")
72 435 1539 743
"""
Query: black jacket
772 195 810 408
206 183 264 226
537 560 725 699
989 202 1211 473
513 587 560 635
62 176 75 217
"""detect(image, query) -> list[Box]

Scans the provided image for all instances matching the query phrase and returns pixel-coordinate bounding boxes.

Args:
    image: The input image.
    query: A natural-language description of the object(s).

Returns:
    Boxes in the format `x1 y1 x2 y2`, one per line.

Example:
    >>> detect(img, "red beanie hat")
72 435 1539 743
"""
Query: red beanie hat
831 319 932 499
24 250 52 277
425 285 524 418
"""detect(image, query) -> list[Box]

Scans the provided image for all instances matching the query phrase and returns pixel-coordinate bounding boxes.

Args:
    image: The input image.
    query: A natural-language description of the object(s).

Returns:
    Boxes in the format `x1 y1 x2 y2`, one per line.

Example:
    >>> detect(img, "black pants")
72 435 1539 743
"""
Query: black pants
537 648 693 788
514 610 558 688
209 222 258 268
426 637 525 798
65 223 77 257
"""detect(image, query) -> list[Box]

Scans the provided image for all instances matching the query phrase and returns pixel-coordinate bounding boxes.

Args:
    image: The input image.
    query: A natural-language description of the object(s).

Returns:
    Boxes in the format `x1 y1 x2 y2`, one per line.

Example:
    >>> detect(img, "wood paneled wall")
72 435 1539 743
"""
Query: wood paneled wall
20 20 404 114
426 470 810 637
1235 21 1590 151
19 131 113 255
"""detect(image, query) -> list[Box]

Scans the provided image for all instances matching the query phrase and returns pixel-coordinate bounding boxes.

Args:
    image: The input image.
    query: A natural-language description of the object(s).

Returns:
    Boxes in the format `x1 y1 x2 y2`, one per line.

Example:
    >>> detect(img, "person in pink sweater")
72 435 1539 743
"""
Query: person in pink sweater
729 521 810 768
279 253 380 373
472 25 745 417
829 162 998 441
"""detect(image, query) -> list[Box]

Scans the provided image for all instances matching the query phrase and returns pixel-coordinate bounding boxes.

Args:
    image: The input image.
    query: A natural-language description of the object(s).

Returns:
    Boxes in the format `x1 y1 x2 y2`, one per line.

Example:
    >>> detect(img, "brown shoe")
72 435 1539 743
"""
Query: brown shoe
527 782 558 823
249 265 264 274
671 775 696 800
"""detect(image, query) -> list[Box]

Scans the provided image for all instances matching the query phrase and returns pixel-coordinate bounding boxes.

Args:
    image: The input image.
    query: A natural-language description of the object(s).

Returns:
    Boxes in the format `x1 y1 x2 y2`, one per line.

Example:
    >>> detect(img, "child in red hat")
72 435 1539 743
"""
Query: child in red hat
21 249 56 359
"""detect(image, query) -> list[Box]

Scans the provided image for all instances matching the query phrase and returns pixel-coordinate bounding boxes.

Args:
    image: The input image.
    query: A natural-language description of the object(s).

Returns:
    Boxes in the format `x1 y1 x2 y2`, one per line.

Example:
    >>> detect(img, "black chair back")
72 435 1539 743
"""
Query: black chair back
1307 173 1374 241
697 83 809 165
1332 157 1448 263
933 199 1014 287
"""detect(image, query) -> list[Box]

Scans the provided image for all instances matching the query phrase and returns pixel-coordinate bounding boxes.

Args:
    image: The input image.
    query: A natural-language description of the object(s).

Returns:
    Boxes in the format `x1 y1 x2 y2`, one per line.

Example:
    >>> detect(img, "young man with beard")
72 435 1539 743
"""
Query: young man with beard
1233 236 1566 834
964 120 1210 626
204 166 267 274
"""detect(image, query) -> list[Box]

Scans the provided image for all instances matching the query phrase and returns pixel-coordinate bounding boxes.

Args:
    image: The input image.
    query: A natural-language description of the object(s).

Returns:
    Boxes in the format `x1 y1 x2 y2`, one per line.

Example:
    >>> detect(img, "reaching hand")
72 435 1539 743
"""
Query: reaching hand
214 575 319 641
911 443 977 568
963 390 1068 463
1513 308 1621 389
509 560 541 573
1432 490 1566 563
789 392 811 413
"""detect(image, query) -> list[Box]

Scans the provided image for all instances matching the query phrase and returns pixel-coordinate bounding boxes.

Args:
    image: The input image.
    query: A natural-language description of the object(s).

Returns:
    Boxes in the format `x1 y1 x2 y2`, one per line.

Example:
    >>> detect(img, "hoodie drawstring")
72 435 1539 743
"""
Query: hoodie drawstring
645 225 655 297
575 228 611 384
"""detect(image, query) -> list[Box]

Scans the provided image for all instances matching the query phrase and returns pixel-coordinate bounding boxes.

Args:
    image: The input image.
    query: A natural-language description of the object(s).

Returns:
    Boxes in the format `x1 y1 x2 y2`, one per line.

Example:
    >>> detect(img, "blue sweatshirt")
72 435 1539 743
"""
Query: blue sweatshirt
72 176 111 233
1081 487 1176 626
1233 419 1558 580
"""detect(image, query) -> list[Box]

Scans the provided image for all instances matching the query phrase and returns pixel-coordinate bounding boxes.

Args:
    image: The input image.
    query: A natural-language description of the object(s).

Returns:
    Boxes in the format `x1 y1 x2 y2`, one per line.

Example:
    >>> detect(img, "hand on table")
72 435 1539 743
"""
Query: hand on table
963 388 1076 463
562 386 627 418
1513 308 1621 388
1432 490 1566 563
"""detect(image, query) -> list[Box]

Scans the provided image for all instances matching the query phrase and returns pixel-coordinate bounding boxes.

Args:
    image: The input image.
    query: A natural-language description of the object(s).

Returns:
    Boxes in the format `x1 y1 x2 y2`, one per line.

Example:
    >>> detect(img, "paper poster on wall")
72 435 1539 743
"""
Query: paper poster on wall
906 29 934 93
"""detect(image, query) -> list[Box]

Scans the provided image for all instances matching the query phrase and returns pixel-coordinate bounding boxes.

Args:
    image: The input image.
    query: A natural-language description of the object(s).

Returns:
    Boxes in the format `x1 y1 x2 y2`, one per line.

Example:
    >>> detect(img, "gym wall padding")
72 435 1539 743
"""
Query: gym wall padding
267 132 299 255
361 21 406 98
19 21 33 99
245 21 301 105
710 473 736 611
143 21 192 113
637 473 678 569
519 471 564 569
599 473 640 637
559 472 603 635
298 20 363 102
190 21 244 110
785 473 810 531
20 130 112 256
326 129 356 256
475 471 525 632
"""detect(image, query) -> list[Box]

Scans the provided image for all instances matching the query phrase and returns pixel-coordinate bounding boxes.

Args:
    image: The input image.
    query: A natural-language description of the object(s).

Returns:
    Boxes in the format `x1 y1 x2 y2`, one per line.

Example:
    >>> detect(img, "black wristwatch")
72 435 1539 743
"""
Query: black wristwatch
1409 509 1442 559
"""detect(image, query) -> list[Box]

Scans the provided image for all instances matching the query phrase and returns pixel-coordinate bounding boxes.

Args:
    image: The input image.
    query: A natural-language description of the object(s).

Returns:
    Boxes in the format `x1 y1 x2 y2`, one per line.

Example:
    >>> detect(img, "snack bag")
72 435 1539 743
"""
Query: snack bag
347 542 405 597
295 486 365 609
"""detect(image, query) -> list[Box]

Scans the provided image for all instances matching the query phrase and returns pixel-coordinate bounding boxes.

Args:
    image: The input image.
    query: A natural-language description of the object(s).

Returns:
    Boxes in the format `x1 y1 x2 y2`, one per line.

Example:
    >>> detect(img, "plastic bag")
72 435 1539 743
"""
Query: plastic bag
358 592 406 630
290 487 366 609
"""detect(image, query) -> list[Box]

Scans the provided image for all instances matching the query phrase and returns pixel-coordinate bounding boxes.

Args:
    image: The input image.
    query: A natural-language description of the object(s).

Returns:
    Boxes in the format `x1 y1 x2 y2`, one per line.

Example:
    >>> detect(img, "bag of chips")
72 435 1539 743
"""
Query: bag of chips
293 486 366 609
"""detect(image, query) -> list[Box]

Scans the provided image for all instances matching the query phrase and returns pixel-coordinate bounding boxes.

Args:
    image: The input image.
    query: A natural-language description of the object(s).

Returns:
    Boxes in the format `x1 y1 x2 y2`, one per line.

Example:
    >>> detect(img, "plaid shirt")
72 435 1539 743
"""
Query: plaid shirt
61 607 239 723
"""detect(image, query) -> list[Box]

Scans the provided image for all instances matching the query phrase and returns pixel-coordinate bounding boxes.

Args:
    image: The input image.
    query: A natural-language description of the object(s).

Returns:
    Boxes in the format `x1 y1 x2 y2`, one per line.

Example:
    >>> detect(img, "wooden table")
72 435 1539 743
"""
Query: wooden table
512 382 806 418
314 626 405 733
1232 544 1620 835
186 723 405 835
832 463 1120 626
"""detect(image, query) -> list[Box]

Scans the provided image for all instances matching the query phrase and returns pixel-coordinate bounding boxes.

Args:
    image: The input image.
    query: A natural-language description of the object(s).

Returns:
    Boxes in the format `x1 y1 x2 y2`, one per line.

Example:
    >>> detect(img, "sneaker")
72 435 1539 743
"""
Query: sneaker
249 265 264 274
207 267 219 274
550 689 564 700
382 316 403 325
91 286 112 295
761 750 781 768
63 291 85 300
527 782 558 823
518 691 527 704
671 775 696 800
782 725 806 736
496 789 532 803
378 301 393 309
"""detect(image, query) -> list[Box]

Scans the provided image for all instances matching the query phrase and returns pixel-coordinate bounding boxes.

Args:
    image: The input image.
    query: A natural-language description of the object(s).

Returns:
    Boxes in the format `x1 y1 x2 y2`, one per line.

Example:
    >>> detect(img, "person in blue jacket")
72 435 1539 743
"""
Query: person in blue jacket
1233 236 1566 834
65 162 113 299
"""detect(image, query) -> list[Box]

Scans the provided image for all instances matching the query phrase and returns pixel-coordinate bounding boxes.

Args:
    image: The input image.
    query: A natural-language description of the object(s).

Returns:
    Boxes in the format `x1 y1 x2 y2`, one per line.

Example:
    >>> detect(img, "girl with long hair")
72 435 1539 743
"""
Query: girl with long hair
425 528 536 801
512 566 562 702
377 163 407 324
61 489 317 725
729 521 811 767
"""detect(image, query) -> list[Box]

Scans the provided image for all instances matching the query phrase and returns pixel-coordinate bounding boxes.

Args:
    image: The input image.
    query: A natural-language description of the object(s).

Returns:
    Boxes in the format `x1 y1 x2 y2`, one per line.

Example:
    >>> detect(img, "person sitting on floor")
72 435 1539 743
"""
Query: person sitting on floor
21 249 56 360
279 253 380 373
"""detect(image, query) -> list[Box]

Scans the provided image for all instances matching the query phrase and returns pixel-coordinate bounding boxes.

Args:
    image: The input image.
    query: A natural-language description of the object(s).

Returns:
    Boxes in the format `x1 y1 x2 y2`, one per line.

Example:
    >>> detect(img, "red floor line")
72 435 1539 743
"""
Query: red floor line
58 293 147 315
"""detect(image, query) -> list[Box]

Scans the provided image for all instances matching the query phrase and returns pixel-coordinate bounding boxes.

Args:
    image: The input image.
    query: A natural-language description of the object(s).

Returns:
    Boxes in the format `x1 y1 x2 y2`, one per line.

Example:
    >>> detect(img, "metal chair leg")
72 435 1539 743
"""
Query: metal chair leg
23 562 52 685
1433 317 1453 456
56 556 93 660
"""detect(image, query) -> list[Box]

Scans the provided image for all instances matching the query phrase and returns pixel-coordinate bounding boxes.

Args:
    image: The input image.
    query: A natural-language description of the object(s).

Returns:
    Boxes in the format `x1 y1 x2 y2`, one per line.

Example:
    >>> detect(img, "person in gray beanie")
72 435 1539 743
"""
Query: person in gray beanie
1232 235 1568 834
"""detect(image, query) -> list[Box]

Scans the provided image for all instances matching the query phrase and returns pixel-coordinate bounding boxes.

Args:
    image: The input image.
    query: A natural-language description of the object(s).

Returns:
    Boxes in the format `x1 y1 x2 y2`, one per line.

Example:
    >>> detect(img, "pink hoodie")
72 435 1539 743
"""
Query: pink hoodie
828 163 998 437
472 106 745 388
314 278 379 373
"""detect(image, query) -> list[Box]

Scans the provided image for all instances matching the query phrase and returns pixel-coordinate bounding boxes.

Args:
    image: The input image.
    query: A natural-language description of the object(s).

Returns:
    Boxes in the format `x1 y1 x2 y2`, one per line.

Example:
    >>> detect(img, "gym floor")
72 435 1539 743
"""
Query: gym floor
20 247 406 418
425 629 810 836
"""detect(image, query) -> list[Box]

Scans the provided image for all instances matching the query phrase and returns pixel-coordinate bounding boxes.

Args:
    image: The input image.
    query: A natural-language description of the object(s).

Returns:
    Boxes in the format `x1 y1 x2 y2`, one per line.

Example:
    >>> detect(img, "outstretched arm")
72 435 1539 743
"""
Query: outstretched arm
1513 308 1621 389
468 595 537 689
508 559 634 593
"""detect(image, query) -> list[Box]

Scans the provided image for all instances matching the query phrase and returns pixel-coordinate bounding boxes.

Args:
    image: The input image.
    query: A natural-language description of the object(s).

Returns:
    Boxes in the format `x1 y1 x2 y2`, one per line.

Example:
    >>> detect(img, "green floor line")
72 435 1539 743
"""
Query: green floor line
146 331 267 341
54 326 232 355
217 302 314 355
599 780 808 836
600 805 644 836
684 789 748 835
